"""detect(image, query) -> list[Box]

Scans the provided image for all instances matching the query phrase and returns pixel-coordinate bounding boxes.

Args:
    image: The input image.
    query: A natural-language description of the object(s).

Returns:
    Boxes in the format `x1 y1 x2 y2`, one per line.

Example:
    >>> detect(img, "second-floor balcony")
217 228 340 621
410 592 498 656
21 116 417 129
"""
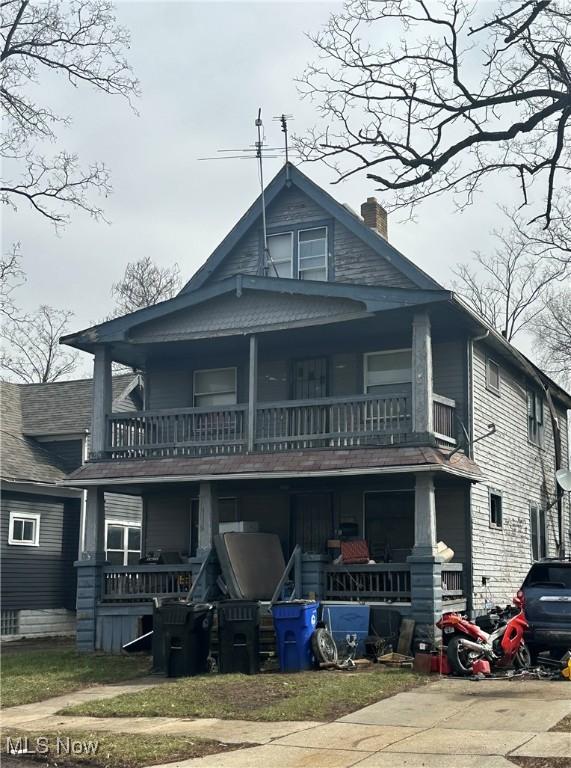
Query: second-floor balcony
104 391 456 460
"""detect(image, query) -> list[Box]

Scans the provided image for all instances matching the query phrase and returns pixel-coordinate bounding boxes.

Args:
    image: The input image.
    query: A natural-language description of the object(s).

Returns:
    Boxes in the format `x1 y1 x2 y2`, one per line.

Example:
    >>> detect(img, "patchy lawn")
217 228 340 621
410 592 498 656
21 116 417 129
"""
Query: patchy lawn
1 731 244 768
550 713 571 733
2 645 151 708
61 667 425 722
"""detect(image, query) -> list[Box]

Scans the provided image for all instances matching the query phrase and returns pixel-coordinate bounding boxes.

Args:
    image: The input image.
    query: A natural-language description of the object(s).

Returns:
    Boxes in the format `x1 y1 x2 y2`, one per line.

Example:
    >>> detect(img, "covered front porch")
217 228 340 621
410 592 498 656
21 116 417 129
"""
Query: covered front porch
72 457 478 652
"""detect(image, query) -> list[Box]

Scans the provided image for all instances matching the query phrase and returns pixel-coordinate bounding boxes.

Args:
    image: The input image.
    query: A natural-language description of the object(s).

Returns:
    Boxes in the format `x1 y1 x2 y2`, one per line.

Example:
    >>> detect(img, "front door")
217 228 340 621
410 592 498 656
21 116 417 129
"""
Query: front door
291 493 332 554
292 357 328 400
364 491 414 562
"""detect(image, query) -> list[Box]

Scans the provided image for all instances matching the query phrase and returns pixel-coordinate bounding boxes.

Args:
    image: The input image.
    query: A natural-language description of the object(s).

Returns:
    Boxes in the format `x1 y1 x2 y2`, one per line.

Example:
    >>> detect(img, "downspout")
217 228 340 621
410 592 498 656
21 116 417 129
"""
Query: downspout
466 330 488 618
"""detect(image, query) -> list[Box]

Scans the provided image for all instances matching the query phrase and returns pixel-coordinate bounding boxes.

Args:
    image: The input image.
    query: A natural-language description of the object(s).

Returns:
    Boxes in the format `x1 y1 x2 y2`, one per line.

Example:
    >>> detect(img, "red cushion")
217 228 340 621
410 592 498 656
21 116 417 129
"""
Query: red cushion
341 540 370 565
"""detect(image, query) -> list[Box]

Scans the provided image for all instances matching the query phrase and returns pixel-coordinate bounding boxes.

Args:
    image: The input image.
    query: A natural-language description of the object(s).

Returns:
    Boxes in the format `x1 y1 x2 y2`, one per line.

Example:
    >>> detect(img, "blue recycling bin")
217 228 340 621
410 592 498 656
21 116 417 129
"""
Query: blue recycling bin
272 600 319 672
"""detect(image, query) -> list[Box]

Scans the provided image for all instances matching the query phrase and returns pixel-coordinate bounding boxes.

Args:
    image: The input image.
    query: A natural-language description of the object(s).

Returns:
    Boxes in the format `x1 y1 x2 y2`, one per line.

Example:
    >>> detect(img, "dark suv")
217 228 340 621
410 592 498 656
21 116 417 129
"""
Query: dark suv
519 560 571 659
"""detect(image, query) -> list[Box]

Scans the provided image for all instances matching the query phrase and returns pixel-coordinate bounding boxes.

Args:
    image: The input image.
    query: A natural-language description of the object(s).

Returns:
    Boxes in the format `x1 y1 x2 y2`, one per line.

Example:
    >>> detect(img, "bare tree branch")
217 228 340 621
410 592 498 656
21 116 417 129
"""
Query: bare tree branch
453 206 570 340
0 243 25 320
0 0 138 225
296 0 571 227
111 257 181 316
1 305 79 382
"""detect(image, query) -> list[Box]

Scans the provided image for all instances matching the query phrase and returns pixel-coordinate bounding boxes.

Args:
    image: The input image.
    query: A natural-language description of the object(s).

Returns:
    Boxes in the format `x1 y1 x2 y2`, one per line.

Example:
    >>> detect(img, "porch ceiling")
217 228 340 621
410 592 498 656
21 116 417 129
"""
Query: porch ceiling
61 445 482 488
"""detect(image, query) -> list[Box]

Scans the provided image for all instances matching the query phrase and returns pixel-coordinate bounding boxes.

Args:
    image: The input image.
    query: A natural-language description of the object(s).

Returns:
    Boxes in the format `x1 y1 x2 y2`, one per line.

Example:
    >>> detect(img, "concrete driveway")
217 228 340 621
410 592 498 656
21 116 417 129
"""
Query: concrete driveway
153 677 571 768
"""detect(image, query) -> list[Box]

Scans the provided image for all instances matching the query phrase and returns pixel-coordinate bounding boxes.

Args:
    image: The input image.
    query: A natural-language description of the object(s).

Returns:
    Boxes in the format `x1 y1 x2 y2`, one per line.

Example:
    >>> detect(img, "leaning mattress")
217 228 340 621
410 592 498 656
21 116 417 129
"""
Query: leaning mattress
214 532 286 601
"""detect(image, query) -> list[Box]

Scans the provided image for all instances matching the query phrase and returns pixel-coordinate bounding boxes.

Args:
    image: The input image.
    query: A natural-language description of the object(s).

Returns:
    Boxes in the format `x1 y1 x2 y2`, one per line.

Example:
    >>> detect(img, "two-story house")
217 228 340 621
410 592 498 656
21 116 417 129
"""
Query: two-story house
61 163 570 653
1 375 143 640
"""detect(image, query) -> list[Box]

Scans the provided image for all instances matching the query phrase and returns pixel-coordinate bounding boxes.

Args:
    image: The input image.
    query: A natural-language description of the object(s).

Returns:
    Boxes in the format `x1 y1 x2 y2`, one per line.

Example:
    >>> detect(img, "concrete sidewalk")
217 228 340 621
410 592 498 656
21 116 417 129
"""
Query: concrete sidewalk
150 678 571 768
2 676 570 767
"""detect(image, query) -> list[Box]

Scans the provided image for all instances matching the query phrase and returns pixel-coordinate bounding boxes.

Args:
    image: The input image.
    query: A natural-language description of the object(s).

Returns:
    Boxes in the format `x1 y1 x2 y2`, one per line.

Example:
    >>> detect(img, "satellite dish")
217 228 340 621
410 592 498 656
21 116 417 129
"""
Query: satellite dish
556 469 571 492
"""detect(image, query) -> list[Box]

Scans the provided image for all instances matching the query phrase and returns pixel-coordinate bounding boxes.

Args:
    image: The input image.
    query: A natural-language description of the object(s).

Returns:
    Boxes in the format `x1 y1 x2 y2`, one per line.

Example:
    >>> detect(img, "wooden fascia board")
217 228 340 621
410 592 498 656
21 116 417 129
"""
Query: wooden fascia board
63 276 451 352
61 462 482 488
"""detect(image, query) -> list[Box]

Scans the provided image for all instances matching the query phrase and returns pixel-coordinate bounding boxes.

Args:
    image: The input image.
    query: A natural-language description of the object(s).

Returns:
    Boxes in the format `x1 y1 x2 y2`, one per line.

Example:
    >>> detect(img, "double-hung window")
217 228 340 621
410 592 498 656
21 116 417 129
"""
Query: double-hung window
267 232 293 278
486 358 500 394
8 512 40 546
530 503 547 561
194 368 237 407
527 390 544 445
489 490 503 528
298 227 327 281
105 522 141 565
364 349 412 393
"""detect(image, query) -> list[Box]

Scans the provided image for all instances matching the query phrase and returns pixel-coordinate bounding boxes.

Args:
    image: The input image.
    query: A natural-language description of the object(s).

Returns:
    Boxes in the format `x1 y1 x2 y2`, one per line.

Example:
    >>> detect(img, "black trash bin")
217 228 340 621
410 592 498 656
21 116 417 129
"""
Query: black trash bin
153 600 214 677
217 600 260 675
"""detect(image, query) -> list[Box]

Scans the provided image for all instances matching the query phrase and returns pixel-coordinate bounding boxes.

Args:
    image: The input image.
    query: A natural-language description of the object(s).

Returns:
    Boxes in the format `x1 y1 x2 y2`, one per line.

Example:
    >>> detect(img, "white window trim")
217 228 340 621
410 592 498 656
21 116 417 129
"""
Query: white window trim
486 357 501 395
193 367 238 407
267 231 294 278
105 519 142 566
8 511 40 546
363 348 413 393
297 226 328 281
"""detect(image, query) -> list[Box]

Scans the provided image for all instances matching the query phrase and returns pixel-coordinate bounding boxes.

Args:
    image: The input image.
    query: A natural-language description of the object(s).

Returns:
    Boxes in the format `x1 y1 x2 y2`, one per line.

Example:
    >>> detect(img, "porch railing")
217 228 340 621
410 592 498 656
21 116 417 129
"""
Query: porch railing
324 563 412 601
441 562 464 599
105 392 455 458
433 395 456 445
101 564 194 602
106 405 247 458
256 393 411 451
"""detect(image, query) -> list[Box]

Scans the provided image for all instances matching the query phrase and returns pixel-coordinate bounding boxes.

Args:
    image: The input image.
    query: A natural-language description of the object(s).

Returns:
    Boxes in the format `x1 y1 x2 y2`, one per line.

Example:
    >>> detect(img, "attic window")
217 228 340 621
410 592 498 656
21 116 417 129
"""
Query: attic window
267 232 293 278
298 227 327 281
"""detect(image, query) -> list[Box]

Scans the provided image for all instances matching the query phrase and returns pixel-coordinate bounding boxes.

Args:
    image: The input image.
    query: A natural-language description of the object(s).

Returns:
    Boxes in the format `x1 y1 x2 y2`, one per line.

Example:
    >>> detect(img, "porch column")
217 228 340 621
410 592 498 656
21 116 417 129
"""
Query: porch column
408 472 442 642
91 345 112 459
75 487 106 652
247 334 258 452
197 481 219 554
412 311 433 436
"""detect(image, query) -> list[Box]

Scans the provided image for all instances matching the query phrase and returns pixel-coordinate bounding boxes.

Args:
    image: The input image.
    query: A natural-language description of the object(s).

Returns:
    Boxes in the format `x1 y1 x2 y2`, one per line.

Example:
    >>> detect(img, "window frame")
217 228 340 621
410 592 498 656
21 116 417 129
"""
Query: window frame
105 519 142 566
8 511 40 546
486 357 501 395
266 231 294 278
297 226 328 282
363 348 413 393
193 366 238 408
527 389 545 446
530 502 547 561
488 488 503 529
262 219 333 282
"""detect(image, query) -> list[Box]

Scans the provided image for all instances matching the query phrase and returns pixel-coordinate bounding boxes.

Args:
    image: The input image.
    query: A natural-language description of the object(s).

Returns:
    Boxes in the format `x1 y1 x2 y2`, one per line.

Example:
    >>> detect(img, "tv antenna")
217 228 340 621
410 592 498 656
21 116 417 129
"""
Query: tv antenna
273 113 293 164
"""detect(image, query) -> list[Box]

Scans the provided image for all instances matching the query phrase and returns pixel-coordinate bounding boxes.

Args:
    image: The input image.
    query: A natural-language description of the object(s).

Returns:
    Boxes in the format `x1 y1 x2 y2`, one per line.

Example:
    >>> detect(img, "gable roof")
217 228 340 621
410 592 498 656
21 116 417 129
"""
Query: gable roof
0 374 141 486
180 163 442 294
19 374 140 436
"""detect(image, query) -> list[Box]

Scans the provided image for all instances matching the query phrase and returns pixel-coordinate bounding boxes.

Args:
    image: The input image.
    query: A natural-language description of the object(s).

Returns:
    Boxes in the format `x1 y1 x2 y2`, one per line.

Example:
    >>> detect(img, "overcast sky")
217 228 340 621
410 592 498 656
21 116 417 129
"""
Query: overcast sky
4 0 522 376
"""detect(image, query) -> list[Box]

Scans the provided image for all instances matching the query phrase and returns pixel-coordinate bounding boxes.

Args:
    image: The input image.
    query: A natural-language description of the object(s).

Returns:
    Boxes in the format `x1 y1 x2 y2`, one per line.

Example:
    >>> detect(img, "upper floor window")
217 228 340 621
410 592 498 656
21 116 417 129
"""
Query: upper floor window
364 349 412 393
106 521 141 565
486 358 500 394
489 490 503 528
8 512 40 546
527 390 544 445
194 367 237 407
530 503 547 560
265 225 328 282
298 227 327 281
267 232 293 278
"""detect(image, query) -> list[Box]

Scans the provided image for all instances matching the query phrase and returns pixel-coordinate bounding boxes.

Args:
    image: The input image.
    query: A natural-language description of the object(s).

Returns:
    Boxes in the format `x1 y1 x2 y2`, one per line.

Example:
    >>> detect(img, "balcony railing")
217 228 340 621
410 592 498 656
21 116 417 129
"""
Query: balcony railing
105 392 455 459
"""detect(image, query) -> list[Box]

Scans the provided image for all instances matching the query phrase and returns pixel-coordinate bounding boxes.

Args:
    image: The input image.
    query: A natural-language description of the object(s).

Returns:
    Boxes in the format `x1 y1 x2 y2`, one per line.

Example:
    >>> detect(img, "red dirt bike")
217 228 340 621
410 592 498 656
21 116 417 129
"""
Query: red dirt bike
436 597 531 676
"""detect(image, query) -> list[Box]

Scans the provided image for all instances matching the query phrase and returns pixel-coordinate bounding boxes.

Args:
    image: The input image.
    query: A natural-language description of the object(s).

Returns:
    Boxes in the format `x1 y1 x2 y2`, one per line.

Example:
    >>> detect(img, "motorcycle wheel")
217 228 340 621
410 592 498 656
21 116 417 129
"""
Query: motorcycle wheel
446 635 482 676
513 642 531 669
311 628 338 665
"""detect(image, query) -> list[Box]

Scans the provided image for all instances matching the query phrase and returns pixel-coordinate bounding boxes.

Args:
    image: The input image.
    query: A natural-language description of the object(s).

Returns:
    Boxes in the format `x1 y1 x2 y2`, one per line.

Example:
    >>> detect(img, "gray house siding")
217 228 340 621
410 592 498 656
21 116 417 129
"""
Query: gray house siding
1 493 80 611
40 439 83 473
470 341 570 609
206 187 415 289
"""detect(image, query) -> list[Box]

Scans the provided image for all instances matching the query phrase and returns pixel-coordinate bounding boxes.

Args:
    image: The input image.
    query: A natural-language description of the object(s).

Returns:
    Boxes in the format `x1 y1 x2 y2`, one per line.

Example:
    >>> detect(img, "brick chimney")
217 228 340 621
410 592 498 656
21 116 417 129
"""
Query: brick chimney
361 197 388 239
